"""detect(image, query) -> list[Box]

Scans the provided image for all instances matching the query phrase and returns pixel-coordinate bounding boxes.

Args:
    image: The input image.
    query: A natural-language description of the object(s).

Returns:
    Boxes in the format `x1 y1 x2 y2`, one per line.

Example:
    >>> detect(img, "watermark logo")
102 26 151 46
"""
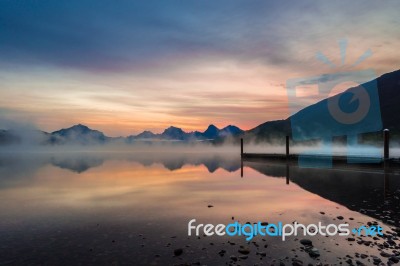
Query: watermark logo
286 39 382 168
188 219 383 241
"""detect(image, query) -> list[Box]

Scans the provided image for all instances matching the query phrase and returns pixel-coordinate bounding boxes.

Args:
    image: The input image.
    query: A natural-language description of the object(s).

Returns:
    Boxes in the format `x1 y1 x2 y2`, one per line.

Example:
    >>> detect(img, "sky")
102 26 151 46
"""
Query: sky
0 0 399 136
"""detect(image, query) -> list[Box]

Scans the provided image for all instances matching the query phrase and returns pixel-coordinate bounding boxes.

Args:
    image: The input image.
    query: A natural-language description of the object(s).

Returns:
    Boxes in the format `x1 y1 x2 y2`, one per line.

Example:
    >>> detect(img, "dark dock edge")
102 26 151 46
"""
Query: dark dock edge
240 129 400 169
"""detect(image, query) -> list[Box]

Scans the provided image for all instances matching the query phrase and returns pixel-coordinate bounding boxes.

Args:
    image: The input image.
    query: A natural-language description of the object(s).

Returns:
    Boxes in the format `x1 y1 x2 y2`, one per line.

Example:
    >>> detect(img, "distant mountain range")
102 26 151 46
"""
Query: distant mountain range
1 69 400 146
127 124 242 141
0 123 244 145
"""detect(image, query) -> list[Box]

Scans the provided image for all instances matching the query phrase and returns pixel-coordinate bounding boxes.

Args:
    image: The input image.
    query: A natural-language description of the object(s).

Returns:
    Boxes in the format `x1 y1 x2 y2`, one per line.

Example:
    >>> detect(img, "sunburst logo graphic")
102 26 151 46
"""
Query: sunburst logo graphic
316 39 372 68
317 40 374 126
286 39 383 168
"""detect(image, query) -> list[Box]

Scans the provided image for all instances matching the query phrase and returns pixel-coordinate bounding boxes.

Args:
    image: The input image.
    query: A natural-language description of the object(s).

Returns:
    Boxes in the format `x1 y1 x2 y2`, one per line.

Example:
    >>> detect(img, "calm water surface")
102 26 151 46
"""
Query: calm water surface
0 151 399 265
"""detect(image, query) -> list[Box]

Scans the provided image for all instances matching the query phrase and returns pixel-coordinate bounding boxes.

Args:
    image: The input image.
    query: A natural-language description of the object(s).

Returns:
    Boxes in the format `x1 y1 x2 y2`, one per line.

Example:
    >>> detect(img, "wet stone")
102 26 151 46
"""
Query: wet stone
372 256 382 264
174 248 183 256
389 256 400 263
238 248 250 255
300 239 313 246
381 251 392 257
292 258 303 266
308 247 320 258
363 241 372 246
218 250 226 257
345 258 353 264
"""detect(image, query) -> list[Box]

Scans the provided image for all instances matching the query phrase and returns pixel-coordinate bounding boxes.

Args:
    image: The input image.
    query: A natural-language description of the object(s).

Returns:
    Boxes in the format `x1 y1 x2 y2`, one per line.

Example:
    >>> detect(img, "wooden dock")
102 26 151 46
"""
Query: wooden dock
240 129 400 169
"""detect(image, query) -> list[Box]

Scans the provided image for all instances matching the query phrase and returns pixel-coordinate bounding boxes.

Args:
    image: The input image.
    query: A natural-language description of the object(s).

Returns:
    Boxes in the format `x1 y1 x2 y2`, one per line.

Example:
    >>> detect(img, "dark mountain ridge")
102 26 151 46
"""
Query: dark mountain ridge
49 124 110 145
246 69 400 142
0 123 244 145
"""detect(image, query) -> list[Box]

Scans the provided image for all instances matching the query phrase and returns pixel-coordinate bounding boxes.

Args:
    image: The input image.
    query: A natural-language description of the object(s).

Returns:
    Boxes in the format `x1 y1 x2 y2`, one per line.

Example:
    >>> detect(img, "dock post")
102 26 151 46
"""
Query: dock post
286 136 289 159
384 166 390 199
286 163 290 185
384 129 389 160
383 129 390 198
240 138 243 157
241 159 243 178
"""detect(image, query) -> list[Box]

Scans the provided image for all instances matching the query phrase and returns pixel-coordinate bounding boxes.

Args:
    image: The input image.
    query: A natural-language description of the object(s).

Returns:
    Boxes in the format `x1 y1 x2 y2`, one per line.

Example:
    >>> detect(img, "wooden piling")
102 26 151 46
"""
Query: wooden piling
286 136 289 159
384 129 389 160
240 159 243 178
286 163 290 185
384 167 389 199
240 138 243 157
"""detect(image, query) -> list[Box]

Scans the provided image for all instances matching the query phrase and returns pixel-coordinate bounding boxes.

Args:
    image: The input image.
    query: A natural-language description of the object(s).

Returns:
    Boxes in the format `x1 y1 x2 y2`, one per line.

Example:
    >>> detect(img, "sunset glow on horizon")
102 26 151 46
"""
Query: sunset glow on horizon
1 1 399 136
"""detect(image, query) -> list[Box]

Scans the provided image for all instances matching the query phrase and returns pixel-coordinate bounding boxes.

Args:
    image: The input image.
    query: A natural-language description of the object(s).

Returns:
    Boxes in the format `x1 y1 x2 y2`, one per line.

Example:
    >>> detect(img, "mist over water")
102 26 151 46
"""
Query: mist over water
2 118 400 159
244 143 400 158
3 140 400 159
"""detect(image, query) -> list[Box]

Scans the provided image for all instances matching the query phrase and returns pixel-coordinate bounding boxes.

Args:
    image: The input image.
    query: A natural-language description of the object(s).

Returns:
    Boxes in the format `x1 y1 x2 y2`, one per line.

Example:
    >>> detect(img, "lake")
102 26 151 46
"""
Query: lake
0 151 399 265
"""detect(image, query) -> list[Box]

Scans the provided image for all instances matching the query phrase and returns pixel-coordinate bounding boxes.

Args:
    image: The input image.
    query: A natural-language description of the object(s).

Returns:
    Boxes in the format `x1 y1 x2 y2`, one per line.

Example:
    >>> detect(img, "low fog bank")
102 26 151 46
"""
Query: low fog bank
1 120 400 158
2 140 400 159
0 139 236 154
244 143 400 158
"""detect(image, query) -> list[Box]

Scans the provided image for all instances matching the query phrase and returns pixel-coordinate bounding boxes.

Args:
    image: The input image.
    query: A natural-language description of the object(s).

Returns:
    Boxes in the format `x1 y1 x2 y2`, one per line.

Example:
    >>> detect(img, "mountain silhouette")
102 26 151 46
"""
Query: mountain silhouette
246 69 400 142
202 124 243 139
161 126 188 140
220 125 243 137
203 124 220 139
126 130 157 142
135 131 157 139
49 124 109 145
377 69 400 131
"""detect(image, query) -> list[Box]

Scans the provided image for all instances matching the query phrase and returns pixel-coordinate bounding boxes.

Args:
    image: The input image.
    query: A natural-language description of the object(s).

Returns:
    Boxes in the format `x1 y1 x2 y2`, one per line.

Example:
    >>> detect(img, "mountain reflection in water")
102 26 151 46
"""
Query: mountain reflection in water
0 151 399 265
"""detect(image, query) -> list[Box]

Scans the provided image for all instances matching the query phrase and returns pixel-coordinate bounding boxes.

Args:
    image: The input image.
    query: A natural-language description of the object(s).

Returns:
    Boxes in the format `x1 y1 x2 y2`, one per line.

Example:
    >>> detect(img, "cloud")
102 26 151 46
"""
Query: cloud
0 1 397 73
0 0 399 135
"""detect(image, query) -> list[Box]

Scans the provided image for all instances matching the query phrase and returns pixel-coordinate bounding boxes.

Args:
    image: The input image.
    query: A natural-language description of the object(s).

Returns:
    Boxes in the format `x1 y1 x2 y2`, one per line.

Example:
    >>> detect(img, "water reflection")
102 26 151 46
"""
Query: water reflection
0 152 241 174
243 159 400 228
0 152 399 265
